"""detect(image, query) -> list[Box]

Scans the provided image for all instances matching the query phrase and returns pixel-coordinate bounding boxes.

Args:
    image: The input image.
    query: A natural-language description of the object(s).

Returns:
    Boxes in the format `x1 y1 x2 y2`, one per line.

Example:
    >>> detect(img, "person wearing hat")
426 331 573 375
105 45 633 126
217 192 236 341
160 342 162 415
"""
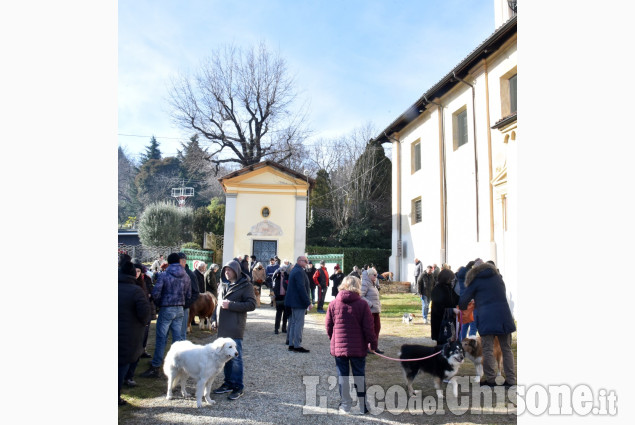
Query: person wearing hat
329 264 344 298
140 252 191 379
118 254 150 406
313 260 330 313
178 252 200 339
212 259 257 400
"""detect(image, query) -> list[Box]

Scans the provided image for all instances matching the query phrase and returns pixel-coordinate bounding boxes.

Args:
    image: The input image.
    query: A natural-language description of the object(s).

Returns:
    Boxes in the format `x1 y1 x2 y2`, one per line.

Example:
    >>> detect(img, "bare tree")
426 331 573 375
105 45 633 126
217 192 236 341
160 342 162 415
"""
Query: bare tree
168 42 310 171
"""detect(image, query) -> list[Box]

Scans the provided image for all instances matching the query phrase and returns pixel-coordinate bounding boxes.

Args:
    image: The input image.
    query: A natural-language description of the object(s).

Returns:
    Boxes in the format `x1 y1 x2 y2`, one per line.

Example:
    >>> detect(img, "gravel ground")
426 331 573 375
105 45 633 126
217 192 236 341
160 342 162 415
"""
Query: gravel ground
121 291 516 425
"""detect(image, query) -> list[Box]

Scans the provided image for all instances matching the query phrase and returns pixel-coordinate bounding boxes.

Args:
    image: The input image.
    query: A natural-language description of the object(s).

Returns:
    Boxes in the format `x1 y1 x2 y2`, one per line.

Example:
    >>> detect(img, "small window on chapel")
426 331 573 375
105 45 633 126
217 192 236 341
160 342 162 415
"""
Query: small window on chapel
261 207 270 218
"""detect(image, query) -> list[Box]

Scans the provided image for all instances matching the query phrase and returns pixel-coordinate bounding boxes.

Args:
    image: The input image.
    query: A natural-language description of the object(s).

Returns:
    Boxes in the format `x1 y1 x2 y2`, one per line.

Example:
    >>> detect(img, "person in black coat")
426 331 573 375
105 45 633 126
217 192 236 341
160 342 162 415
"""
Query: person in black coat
122 262 154 387
430 269 458 342
272 264 291 334
118 255 151 406
305 261 317 305
329 264 345 297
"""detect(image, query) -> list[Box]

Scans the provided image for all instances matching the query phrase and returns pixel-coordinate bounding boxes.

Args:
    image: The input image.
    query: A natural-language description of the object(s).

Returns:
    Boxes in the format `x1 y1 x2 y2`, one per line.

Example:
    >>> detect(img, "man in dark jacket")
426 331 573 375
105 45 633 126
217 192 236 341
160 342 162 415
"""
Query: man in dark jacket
305 261 317 305
458 259 516 387
417 265 434 324
179 252 200 338
285 256 313 353
140 252 191 378
212 259 257 400
118 255 150 406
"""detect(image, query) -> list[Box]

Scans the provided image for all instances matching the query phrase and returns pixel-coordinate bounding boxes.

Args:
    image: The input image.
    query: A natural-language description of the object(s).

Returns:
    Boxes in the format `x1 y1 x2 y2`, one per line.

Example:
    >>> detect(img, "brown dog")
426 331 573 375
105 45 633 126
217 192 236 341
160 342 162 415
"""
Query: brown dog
461 336 503 382
381 271 393 281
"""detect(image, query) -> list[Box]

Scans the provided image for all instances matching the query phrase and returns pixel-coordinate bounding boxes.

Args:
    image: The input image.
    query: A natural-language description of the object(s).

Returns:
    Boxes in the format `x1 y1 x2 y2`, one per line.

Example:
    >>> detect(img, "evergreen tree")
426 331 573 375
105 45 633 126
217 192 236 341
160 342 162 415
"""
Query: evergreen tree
134 156 182 209
177 134 213 209
118 146 140 225
140 136 162 165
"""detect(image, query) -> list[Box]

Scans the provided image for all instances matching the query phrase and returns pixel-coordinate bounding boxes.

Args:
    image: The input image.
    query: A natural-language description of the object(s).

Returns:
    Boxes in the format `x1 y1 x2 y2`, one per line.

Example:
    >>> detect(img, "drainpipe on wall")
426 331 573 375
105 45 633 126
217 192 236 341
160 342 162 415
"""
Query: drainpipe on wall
385 132 402 281
422 95 447 266
483 60 497 263
453 72 480 242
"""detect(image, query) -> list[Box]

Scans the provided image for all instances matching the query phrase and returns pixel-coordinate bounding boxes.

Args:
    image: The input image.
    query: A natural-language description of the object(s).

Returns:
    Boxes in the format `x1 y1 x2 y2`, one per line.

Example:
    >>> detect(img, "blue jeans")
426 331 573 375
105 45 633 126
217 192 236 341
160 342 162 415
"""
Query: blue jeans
335 356 366 409
421 295 429 320
181 308 190 340
288 308 306 348
460 309 478 340
151 306 184 368
223 338 243 391
118 363 131 397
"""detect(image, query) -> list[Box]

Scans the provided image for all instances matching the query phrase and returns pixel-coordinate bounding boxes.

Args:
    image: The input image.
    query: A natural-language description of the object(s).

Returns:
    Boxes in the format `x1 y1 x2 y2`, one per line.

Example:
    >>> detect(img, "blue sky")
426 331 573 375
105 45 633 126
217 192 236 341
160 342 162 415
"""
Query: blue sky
118 0 494 161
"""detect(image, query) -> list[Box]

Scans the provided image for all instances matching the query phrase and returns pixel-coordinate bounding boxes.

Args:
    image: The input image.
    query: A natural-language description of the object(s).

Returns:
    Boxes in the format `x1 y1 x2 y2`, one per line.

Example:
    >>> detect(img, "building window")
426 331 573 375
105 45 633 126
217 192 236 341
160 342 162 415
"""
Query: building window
412 140 421 173
453 108 468 150
411 197 422 224
500 68 517 117
509 74 517 114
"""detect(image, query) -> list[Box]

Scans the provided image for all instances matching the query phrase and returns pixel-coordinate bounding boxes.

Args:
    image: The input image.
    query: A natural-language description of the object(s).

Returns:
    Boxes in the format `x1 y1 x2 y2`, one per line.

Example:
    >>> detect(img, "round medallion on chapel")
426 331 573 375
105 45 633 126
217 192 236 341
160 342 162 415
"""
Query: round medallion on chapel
261 207 270 218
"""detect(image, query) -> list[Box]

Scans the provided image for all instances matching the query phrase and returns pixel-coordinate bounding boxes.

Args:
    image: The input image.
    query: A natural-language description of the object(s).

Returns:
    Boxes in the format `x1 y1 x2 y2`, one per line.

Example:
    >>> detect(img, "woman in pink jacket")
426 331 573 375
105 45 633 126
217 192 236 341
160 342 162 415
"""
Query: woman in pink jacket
325 276 377 415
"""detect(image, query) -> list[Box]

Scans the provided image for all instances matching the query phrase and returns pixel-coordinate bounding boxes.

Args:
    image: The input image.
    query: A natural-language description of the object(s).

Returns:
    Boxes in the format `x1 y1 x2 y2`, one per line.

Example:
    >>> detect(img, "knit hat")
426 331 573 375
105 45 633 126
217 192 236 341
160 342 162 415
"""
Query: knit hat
120 260 136 277
133 262 145 274
167 253 181 264
320 260 325 265
334 264 340 270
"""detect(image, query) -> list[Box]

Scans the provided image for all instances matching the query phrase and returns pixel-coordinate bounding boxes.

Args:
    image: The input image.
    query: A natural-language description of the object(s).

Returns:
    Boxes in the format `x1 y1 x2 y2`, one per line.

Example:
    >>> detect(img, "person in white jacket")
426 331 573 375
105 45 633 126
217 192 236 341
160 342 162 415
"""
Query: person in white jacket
360 268 383 354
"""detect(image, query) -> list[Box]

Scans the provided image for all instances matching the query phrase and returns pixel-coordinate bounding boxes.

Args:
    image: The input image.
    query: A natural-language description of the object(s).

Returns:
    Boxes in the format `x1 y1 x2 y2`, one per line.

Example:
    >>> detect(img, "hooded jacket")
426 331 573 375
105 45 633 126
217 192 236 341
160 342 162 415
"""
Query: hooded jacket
326 290 377 356
360 270 381 313
151 263 191 308
458 262 516 335
216 260 257 339
118 272 151 364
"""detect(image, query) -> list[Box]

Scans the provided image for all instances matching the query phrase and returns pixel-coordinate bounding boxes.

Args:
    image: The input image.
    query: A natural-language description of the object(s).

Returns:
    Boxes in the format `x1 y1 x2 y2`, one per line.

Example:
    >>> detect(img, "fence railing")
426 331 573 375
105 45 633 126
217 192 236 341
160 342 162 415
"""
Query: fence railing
117 244 181 264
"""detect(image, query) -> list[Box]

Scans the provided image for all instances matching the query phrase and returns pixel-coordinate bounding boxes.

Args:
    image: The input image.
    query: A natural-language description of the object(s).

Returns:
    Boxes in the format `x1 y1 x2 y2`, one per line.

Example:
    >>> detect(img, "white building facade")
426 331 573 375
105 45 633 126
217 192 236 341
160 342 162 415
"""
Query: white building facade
376 8 517 315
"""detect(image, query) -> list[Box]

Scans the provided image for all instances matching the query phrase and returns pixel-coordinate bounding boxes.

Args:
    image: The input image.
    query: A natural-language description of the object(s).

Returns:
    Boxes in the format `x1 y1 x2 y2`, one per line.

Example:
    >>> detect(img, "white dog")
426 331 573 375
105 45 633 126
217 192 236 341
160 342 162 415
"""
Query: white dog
163 337 239 408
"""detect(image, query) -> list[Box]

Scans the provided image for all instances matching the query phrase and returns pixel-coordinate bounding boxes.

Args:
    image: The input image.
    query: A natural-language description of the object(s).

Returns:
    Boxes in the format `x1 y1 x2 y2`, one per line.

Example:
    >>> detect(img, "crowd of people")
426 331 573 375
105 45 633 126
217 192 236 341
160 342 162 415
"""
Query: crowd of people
414 257 516 388
119 250 516 412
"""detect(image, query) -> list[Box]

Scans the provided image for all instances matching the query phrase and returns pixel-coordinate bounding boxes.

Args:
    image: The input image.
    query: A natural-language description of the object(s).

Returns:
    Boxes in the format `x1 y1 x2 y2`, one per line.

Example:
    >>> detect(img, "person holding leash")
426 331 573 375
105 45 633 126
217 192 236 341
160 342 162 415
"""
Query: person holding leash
212 259 257 400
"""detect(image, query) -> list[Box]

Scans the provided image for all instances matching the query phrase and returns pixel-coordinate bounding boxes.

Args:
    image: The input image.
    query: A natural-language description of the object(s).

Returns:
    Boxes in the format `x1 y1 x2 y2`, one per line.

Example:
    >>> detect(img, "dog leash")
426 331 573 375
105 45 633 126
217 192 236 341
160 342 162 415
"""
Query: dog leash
372 350 443 362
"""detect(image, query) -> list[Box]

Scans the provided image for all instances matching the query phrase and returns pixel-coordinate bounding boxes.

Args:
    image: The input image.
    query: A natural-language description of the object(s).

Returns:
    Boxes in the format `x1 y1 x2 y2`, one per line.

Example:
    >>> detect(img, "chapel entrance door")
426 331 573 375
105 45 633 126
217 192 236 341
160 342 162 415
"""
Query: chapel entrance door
252 240 278 264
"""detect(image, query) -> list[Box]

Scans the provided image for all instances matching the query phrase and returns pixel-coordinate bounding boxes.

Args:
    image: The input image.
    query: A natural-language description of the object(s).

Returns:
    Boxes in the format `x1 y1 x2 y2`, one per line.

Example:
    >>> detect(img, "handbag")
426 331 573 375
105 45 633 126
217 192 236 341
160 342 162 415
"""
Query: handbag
458 300 475 324
437 308 457 345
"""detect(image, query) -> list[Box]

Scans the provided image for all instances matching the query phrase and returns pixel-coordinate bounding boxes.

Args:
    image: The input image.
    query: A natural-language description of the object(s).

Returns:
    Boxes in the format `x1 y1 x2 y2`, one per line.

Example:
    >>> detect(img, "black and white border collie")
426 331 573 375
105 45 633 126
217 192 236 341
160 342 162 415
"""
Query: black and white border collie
399 340 465 398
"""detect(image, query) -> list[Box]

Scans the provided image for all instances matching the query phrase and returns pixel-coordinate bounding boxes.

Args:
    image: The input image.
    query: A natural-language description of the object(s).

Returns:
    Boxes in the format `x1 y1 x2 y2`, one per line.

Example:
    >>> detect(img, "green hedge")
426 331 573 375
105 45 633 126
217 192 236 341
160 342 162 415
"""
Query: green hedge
306 245 391 275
